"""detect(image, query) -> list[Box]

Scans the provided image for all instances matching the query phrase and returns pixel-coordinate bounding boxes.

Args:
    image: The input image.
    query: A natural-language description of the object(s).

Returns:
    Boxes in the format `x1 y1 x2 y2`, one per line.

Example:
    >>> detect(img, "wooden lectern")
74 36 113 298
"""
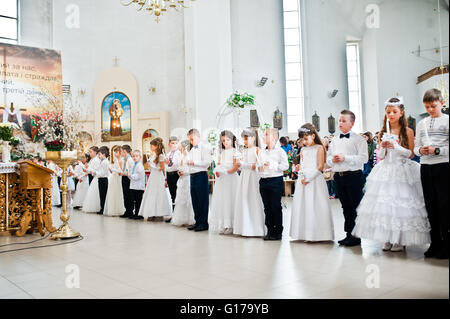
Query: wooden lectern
0 160 56 237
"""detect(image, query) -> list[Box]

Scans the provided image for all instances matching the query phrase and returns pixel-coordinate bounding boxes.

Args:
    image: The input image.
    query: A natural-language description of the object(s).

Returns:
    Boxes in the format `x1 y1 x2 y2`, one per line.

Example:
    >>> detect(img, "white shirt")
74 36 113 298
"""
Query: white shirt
166 149 183 173
87 156 101 175
414 114 449 165
74 162 87 181
326 131 368 172
257 146 289 178
95 158 110 178
122 154 134 175
186 142 212 174
129 161 145 190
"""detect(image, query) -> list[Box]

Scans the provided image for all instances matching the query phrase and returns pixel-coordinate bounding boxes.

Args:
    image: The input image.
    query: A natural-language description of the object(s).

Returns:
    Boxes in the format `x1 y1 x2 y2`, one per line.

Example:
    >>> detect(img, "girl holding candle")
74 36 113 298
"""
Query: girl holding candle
290 123 334 242
138 137 173 221
233 128 266 237
352 97 431 252
209 130 241 235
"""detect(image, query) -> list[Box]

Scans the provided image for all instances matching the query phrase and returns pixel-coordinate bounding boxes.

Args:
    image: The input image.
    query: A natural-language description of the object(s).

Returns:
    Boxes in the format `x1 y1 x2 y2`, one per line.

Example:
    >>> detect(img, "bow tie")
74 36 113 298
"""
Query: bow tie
340 133 350 139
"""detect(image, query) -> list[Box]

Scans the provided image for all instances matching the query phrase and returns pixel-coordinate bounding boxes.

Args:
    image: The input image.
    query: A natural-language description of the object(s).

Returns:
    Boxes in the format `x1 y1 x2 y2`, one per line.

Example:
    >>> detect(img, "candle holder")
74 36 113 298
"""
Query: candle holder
45 151 81 240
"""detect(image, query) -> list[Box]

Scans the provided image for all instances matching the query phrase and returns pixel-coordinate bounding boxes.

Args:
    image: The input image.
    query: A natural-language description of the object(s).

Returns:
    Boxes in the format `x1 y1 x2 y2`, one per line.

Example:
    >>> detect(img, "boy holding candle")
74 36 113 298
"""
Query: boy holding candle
414 89 449 259
326 110 368 247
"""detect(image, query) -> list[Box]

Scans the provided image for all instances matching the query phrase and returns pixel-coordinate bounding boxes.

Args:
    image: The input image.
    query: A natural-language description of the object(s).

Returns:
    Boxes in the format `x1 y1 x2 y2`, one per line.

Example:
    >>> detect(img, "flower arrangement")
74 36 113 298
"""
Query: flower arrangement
44 140 65 151
0 123 13 142
226 92 255 109
31 87 83 152
9 136 20 147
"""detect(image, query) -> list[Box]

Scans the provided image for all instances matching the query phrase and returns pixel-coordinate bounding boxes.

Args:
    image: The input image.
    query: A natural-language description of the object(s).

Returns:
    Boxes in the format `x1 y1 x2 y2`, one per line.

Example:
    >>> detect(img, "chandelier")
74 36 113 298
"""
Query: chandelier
120 0 196 23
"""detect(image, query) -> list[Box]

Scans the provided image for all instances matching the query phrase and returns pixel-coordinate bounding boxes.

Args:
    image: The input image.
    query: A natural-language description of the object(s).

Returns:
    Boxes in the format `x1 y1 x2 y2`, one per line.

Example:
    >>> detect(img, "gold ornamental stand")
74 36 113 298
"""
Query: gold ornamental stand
45 151 81 240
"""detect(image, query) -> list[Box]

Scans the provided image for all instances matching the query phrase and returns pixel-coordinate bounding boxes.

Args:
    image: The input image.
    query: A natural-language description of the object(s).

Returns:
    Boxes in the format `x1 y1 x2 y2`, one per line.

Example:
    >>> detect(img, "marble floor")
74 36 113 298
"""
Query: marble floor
0 198 448 299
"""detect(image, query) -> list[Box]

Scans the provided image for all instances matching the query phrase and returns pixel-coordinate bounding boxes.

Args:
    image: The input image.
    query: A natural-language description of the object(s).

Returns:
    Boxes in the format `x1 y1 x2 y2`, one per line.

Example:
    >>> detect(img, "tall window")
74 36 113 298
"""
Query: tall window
0 0 18 44
283 0 305 133
346 42 363 133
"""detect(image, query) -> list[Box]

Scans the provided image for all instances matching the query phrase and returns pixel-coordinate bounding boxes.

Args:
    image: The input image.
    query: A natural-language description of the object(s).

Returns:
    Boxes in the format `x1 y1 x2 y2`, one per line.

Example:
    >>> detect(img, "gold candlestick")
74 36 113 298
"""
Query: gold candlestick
46 151 81 240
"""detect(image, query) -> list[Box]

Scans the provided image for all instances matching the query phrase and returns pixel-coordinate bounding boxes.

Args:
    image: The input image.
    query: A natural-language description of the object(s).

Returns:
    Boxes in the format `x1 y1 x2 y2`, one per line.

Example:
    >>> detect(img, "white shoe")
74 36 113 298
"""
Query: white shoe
390 244 405 252
224 228 233 235
382 242 392 251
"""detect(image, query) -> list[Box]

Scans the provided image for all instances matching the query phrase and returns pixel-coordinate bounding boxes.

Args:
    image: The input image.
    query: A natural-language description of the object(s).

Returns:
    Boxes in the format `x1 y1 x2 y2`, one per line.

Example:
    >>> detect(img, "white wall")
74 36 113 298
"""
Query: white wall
301 0 449 135
19 0 449 138
20 0 186 132
19 0 53 48
230 0 287 134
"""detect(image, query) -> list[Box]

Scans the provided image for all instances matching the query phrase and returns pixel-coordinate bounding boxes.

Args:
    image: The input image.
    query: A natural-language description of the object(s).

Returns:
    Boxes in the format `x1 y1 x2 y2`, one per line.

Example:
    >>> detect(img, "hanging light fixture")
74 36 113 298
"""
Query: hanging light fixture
121 0 196 23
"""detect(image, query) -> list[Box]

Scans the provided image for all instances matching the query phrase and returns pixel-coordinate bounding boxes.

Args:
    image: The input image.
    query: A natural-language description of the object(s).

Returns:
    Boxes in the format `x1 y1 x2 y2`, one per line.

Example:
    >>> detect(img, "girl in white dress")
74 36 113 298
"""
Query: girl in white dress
233 128 266 237
171 140 196 227
209 130 241 234
82 148 101 213
139 137 173 220
352 98 431 251
73 154 90 209
47 160 61 207
290 123 335 242
104 147 125 217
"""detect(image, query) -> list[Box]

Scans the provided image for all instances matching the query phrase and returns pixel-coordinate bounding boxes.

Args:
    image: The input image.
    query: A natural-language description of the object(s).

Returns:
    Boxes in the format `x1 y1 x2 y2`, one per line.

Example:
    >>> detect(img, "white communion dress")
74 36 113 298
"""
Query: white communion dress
104 157 125 217
209 148 240 233
352 136 431 246
72 163 89 208
290 145 335 241
139 154 173 218
233 147 266 237
171 155 195 226
82 158 101 213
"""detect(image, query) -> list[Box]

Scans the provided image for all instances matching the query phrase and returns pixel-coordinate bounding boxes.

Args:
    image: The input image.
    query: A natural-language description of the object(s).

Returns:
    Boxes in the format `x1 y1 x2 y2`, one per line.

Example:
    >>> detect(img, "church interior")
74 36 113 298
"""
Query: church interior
0 0 449 301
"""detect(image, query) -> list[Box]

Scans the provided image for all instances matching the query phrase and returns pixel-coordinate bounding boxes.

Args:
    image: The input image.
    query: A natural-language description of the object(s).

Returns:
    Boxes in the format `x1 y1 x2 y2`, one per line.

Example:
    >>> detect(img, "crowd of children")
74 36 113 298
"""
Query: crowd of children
43 88 448 259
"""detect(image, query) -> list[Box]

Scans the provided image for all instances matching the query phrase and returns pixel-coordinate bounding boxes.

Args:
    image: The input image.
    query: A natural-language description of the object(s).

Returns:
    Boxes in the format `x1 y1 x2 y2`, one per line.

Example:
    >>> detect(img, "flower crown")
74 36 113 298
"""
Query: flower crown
384 96 404 107
298 127 311 133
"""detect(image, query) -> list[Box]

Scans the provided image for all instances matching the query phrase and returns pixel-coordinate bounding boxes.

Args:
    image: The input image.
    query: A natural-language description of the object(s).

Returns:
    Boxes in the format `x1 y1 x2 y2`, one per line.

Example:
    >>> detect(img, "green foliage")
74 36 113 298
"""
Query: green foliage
226 92 255 108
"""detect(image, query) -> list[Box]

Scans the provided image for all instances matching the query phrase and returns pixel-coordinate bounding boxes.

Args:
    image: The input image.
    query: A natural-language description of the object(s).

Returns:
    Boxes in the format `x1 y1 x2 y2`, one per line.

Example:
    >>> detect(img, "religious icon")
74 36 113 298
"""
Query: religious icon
109 99 124 137
101 92 131 142
328 113 336 134
312 111 320 132
273 108 283 129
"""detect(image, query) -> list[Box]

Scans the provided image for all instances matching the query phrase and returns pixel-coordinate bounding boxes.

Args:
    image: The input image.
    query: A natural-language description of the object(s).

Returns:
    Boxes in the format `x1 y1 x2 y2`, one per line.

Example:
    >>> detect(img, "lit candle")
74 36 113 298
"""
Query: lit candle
386 118 390 134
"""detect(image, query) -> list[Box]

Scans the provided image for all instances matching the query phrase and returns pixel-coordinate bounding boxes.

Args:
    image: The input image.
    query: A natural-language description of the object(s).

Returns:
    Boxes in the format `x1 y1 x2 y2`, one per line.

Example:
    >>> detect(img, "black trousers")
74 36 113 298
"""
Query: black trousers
131 189 144 216
421 163 449 249
167 171 180 207
334 171 364 234
88 174 93 185
121 176 133 216
190 172 209 228
98 177 108 214
259 176 284 237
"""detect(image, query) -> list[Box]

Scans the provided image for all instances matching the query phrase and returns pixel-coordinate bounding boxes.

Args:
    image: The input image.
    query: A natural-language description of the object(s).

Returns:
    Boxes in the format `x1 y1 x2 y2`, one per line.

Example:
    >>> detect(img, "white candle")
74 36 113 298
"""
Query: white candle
424 117 431 145
386 118 390 134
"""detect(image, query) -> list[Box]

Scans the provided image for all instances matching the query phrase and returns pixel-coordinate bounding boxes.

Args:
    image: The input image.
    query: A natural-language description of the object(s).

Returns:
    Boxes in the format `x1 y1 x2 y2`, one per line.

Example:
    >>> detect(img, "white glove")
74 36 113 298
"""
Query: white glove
303 169 322 183
394 143 412 158
377 147 387 160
